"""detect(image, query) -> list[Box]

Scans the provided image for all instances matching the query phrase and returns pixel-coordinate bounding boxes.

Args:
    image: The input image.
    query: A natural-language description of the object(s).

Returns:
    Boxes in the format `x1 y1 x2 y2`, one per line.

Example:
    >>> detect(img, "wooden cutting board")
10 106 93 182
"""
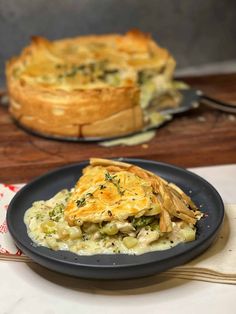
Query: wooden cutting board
0 73 236 183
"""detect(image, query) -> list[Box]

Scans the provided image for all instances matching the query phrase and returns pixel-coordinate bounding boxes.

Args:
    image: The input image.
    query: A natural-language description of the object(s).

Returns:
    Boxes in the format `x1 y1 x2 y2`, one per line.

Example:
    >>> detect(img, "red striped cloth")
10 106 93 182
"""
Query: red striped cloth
0 183 24 255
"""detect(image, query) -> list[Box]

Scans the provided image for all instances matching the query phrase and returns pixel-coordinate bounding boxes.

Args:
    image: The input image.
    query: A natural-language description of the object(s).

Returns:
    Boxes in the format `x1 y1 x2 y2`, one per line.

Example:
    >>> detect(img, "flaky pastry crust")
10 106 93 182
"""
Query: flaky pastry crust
6 30 175 138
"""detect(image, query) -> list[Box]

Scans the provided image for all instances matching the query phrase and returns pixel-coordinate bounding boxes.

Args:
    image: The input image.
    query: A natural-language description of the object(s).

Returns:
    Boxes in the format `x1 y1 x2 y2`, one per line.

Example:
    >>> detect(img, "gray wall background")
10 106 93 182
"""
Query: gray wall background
0 0 236 86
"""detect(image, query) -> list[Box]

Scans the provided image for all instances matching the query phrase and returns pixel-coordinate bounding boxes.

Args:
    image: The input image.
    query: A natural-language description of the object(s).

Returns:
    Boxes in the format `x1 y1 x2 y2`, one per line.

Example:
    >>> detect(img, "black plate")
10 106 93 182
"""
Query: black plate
14 89 199 142
7 159 224 280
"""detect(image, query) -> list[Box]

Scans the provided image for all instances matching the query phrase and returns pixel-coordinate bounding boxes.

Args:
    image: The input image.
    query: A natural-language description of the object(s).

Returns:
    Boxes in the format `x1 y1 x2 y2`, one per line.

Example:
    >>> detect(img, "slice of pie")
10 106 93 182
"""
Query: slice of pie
65 158 202 234
24 158 203 255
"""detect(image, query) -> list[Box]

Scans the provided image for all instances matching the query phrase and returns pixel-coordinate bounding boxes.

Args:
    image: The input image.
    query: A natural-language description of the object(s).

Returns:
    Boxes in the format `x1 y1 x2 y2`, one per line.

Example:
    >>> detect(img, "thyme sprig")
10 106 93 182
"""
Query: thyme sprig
76 192 94 208
105 171 124 196
76 197 86 208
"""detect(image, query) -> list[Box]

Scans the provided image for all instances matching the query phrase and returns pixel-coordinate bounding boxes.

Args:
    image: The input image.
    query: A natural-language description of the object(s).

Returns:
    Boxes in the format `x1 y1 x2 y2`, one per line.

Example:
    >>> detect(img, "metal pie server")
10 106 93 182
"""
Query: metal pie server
159 88 236 115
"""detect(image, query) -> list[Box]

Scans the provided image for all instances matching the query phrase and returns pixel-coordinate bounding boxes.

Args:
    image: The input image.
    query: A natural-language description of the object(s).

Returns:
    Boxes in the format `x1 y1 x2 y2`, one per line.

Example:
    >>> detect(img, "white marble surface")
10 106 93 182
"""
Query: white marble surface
0 164 236 314
190 164 236 204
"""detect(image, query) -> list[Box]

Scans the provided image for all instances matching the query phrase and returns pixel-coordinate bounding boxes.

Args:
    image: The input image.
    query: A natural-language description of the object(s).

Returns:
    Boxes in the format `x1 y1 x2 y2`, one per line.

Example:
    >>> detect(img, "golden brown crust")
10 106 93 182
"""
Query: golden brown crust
81 104 143 137
65 159 160 224
8 82 141 137
64 158 201 232
6 30 176 138
88 158 200 229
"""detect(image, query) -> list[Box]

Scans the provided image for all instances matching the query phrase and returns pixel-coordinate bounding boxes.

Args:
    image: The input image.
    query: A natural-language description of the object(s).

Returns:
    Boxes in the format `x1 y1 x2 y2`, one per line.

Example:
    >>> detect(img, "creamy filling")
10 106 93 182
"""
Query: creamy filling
12 57 181 114
24 189 197 256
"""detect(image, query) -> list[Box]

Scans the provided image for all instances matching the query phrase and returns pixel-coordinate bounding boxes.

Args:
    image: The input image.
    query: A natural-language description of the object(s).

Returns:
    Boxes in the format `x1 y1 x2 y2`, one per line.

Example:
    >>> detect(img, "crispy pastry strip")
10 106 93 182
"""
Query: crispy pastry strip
89 158 200 232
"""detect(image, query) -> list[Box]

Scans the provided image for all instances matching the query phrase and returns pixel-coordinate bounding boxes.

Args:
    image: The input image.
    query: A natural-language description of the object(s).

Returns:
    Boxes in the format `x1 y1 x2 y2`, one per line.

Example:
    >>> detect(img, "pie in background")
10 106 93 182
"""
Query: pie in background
6 30 180 138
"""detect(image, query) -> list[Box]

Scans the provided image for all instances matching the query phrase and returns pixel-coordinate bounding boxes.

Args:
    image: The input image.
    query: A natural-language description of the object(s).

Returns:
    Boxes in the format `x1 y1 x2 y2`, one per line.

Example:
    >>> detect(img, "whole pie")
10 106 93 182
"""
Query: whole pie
6 30 178 138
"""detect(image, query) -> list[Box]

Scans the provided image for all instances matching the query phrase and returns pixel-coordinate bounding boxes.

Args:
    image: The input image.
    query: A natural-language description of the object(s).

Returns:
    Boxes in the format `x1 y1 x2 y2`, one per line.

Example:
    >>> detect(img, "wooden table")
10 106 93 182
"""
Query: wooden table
0 73 236 183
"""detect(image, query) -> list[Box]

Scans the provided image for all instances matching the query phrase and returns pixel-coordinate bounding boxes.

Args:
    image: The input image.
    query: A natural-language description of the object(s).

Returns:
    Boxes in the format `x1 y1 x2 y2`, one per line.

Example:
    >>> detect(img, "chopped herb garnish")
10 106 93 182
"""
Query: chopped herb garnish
76 192 94 208
36 213 43 220
49 204 64 222
76 197 86 208
99 184 106 190
104 171 124 195
55 61 120 85
105 172 113 181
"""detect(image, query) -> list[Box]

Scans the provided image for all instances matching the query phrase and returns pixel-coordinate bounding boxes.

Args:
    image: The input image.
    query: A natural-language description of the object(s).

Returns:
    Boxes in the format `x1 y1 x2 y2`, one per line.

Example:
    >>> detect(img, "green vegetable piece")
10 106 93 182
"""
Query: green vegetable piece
132 216 155 228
